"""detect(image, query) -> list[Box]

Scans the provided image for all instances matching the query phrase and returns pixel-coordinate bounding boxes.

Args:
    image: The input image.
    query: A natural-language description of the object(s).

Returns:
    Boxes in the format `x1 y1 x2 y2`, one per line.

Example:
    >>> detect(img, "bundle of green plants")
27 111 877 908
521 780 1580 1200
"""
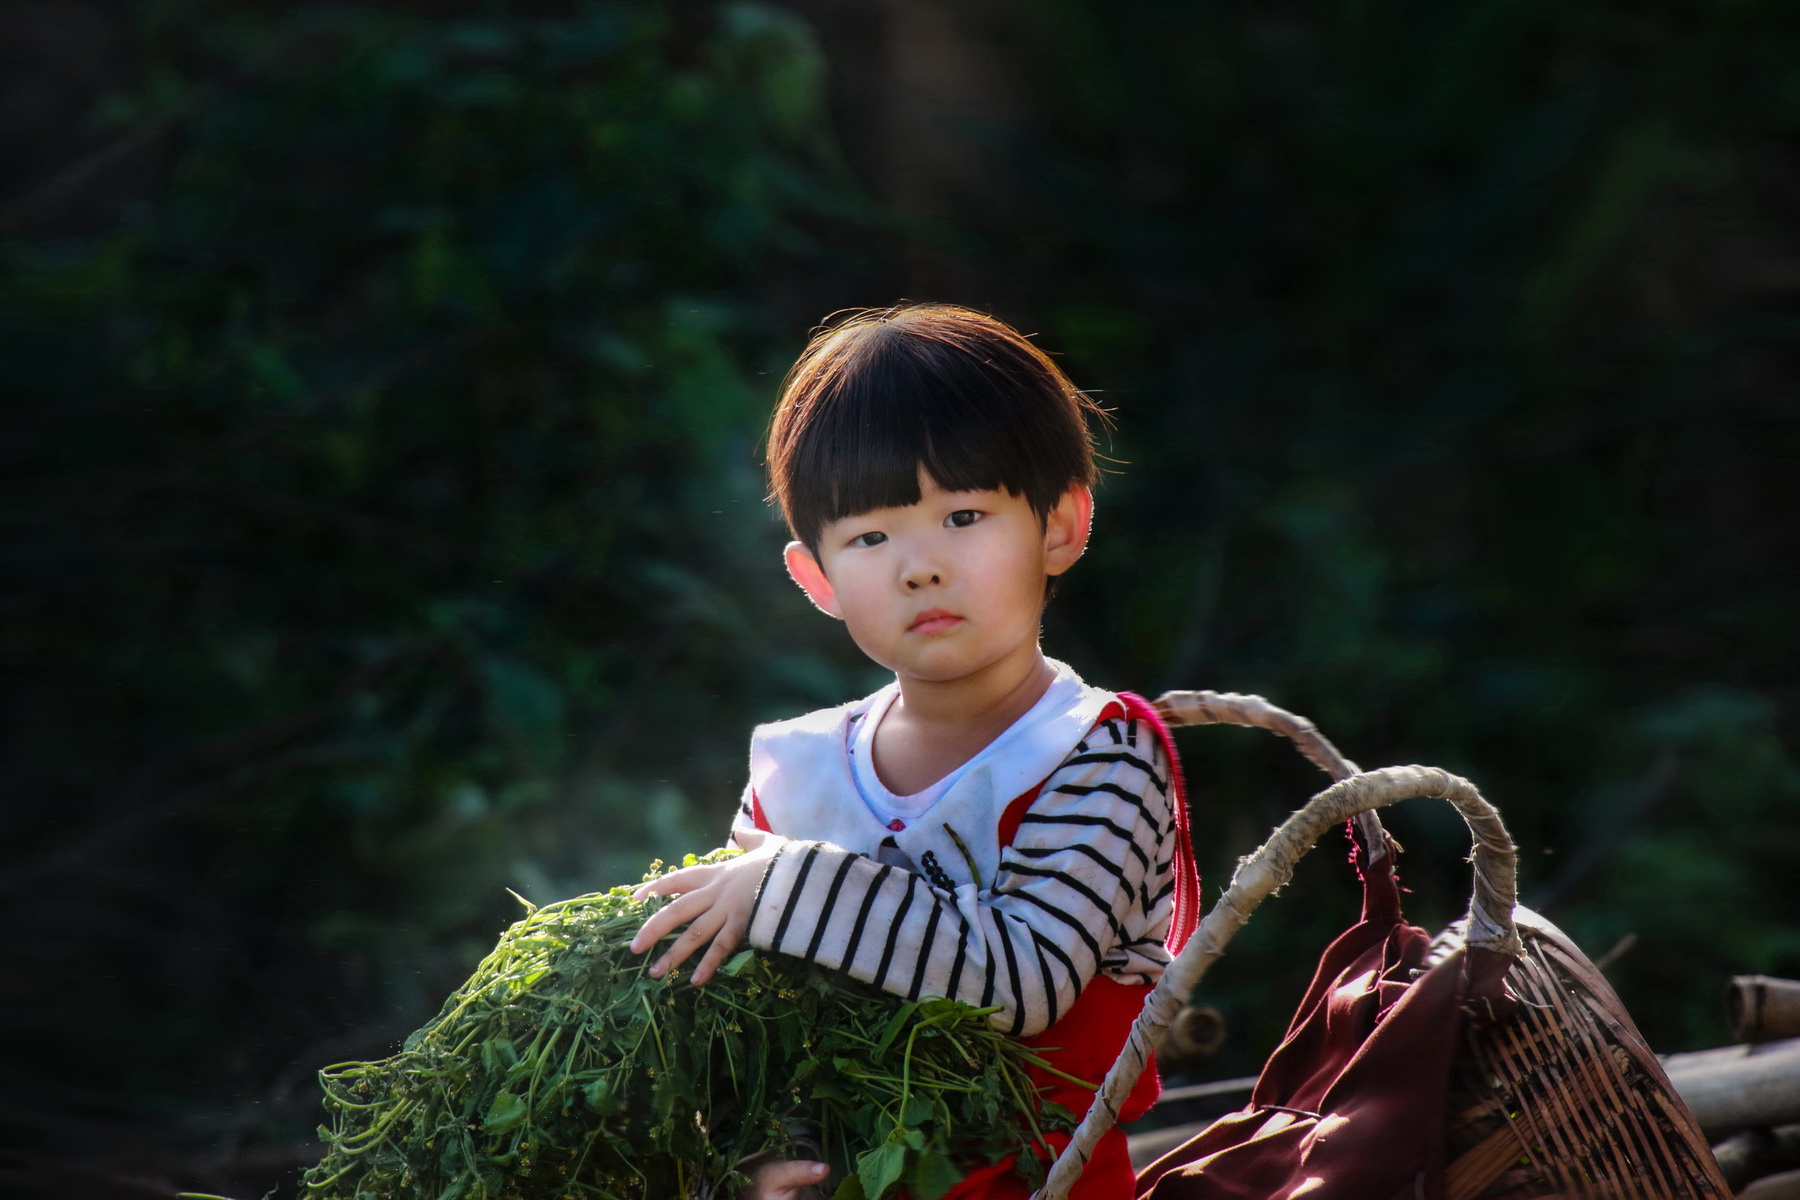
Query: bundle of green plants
300 852 1078 1200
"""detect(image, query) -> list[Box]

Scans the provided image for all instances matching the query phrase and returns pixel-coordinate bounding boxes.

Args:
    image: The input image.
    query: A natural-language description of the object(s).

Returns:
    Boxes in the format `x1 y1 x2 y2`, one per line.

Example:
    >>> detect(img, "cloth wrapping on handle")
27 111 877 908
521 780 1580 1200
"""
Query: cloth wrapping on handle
1135 836 1513 1200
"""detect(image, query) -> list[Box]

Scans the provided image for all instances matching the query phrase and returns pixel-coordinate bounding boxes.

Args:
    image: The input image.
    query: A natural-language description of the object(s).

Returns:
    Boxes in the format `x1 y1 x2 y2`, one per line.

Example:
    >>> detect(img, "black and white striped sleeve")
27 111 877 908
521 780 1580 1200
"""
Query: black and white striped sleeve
743 716 1178 1037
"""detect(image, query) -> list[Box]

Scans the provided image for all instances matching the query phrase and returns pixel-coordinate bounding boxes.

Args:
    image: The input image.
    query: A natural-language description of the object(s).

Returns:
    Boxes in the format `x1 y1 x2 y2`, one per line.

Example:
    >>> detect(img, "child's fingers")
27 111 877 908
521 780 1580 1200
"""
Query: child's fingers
743 1160 828 1199
629 888 710 954
631 862 716 902
649 906 727 978
687 921 744 986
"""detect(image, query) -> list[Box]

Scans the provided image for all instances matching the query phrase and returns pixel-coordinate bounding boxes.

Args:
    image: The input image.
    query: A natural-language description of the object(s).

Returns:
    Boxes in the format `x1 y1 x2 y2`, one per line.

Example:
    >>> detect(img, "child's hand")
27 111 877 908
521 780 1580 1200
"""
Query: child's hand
629 831 786 985
739 1159 829 1200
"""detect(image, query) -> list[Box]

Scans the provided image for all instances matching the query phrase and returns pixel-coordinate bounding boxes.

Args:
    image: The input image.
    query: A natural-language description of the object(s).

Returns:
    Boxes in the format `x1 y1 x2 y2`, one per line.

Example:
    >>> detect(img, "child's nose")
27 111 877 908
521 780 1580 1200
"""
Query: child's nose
904 570 943 589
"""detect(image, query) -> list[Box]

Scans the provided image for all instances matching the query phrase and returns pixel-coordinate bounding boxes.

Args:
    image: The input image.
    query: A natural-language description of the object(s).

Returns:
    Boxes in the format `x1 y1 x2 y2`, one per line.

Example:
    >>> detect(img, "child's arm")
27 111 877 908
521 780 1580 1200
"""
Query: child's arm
747 714 1176 1036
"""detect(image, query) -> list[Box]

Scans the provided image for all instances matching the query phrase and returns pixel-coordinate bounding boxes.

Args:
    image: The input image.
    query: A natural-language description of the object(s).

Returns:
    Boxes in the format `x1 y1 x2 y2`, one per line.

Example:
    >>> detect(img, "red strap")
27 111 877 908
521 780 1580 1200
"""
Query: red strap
995 783 1042 850
993 699 1136 852
750 789 771 833
996 696 1200 957
1116 691 1200 955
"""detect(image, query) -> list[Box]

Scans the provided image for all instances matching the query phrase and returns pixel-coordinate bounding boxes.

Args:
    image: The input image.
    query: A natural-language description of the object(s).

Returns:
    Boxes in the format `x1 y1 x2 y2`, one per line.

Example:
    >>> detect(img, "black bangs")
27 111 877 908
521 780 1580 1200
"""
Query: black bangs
781 320 1093 553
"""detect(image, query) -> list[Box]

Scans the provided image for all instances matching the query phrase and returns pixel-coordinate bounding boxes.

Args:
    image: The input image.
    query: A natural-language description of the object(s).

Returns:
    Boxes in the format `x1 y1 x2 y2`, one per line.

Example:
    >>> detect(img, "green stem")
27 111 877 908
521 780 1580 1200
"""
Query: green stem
942 823 983 886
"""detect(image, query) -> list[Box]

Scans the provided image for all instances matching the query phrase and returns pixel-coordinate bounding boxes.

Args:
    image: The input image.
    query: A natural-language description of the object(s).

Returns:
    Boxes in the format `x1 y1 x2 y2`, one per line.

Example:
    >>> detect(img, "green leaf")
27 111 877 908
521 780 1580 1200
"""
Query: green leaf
586 1079 622 1115
856 1138 909 1200
653 1062 683 1121
829 1174 867 1200
872 1000 919 1057
483 1089 527 1134
480 1036 517 1072
907 1150 963 1200
900 1094 932 1126
720 948 756 976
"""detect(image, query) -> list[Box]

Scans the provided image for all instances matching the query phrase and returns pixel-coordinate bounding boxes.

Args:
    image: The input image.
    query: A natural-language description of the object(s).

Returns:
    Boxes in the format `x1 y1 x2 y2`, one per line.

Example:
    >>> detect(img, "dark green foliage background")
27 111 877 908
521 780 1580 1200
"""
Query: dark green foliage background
3 0 1796 1192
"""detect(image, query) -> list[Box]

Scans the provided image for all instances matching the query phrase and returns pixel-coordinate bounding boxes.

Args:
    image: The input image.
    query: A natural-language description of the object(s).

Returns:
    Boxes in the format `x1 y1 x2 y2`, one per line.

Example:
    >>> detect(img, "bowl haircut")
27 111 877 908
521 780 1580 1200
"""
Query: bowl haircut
768 304 1105 557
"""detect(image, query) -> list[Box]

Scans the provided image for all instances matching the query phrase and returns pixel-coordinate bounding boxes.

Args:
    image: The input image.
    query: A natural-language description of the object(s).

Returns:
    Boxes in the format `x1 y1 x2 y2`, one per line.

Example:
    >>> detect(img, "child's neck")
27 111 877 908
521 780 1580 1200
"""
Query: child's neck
871 648 1056 797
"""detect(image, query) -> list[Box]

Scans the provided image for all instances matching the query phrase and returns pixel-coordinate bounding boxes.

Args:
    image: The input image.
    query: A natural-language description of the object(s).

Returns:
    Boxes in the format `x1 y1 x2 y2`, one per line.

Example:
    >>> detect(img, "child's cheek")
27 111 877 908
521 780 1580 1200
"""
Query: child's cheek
839 611 898 669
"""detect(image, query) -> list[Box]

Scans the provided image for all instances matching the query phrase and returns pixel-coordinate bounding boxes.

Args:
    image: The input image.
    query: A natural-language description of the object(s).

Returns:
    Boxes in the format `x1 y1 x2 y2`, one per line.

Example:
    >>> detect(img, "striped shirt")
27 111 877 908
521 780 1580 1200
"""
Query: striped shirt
733 714 1177 1037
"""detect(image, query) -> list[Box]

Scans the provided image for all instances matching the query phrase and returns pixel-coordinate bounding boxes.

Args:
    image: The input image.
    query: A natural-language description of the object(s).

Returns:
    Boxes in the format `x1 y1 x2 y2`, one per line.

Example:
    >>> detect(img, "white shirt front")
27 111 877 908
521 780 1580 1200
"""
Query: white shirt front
733 660 1183 1036
846 661 1093 827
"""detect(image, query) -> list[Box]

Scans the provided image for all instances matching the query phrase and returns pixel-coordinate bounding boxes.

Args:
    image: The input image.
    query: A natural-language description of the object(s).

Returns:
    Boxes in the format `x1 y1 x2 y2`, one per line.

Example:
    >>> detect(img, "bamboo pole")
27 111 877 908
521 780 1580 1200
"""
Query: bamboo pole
1663 1038 1800 1138
1711 1123 1800 1192
1740 1168 1800 1200
1729 976 1800 1044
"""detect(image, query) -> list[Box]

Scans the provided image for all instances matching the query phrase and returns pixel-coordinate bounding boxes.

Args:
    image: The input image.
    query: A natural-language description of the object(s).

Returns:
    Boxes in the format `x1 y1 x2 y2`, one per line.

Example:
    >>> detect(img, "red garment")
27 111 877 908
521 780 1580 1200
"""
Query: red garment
749 688 1199 1199
1134 836 1511 1200
941 693 1198 1200
940 976 1160 1200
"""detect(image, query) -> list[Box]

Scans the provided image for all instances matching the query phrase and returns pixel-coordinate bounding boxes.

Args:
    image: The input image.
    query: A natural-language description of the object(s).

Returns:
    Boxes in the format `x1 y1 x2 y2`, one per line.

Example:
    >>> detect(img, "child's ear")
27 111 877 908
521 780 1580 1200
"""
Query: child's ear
783 541 844 619
1043 484 1093 577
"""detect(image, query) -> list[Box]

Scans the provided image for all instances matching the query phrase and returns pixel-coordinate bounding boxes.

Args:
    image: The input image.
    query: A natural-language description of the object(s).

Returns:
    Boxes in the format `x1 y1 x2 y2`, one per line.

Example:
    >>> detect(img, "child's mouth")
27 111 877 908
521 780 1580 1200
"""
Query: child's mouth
908 610 962 635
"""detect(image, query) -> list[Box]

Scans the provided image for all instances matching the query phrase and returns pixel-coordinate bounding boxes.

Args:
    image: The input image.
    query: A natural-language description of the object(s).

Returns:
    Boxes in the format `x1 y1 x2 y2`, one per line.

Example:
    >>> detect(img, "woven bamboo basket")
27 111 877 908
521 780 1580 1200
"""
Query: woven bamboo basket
1436 906 1731 1198
1032 690 1731 1200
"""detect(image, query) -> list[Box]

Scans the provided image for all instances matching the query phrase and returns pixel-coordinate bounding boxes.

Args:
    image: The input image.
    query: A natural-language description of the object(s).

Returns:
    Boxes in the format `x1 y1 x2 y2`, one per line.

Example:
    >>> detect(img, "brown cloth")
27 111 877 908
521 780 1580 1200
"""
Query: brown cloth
1135 836 1513 1200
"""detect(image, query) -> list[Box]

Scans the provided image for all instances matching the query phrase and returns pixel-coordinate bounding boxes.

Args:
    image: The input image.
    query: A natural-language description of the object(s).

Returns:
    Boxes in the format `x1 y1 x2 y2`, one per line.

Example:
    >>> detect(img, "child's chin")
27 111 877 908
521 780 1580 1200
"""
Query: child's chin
895 653 990 683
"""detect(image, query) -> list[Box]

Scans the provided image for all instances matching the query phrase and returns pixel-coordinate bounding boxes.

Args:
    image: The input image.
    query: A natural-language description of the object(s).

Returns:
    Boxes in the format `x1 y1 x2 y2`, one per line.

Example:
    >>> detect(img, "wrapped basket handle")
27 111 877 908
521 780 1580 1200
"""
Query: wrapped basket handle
1153 689 1387 860
1032 760 1522 1200
1153 689 1362 779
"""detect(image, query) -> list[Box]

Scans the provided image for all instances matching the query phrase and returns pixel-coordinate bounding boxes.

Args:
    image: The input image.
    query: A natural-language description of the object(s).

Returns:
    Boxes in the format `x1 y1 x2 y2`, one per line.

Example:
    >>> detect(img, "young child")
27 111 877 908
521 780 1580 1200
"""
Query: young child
629 304 1198 1199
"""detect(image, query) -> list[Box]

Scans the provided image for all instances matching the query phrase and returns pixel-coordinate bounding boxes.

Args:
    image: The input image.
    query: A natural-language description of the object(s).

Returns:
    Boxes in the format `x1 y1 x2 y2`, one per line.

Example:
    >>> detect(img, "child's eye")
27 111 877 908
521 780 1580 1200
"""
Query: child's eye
850 530 888 548
945 509 981 528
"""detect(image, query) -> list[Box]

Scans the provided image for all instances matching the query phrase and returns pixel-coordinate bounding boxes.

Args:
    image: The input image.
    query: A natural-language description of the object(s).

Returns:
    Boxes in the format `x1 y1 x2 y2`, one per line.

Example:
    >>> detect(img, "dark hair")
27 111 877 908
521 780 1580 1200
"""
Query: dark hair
767 303 1105 555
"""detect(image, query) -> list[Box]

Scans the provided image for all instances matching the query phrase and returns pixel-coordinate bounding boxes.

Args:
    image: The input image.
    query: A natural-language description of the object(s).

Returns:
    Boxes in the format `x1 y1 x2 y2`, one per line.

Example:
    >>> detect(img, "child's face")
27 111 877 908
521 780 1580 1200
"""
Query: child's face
784 471 1091 686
